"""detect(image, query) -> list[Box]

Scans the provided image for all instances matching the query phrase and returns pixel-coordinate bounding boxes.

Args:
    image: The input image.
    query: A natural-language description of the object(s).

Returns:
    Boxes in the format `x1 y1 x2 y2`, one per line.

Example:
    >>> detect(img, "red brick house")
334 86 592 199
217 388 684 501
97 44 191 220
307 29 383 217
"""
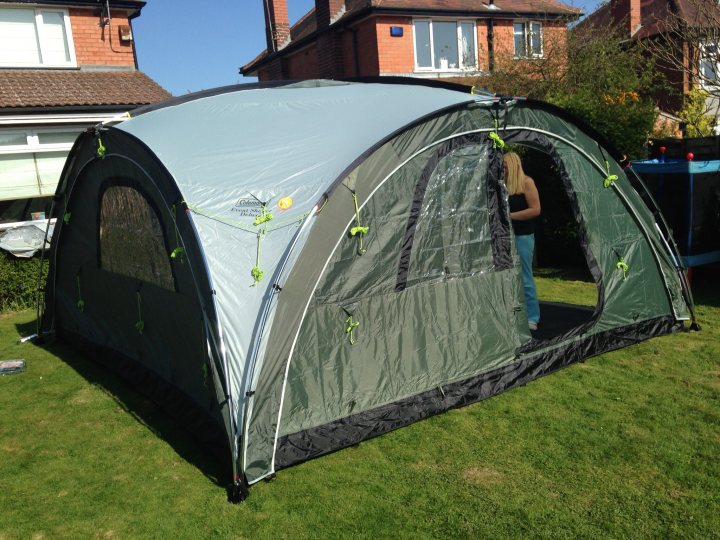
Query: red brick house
0 0 170 223
241 0 581 82
581 0 720 124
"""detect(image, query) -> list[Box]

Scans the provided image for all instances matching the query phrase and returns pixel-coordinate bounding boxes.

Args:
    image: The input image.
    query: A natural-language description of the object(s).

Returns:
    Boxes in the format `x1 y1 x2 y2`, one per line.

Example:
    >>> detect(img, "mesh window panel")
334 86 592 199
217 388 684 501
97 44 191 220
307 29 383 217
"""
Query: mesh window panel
99 186 174 290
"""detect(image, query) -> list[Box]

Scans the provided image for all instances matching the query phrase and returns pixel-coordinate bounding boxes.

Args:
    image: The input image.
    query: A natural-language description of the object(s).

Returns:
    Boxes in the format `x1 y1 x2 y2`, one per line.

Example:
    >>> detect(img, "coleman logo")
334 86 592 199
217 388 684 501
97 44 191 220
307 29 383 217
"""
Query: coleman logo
231 198 263 217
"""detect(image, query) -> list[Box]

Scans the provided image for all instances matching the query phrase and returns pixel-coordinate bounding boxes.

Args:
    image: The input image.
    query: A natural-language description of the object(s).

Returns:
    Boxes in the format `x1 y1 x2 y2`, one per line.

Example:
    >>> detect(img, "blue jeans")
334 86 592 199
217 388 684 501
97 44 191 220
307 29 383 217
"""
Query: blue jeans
515 234 540 324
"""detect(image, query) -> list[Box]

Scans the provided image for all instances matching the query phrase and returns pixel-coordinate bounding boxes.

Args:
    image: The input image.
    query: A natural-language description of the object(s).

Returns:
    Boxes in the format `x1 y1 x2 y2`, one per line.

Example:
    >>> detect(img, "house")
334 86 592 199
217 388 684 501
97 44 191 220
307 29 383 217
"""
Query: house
581 0 720 130
0 0 170 224
241 0 581 83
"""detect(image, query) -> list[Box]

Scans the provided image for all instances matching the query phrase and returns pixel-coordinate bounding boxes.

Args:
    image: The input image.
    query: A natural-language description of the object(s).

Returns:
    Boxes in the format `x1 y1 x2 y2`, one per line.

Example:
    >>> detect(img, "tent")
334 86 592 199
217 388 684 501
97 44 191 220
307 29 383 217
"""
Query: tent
39 79 697 501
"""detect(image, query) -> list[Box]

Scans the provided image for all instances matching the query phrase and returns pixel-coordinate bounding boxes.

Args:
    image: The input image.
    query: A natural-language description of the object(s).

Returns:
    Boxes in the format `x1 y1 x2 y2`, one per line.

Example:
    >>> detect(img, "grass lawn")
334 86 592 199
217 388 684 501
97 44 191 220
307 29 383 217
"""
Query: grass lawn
1 270 719 539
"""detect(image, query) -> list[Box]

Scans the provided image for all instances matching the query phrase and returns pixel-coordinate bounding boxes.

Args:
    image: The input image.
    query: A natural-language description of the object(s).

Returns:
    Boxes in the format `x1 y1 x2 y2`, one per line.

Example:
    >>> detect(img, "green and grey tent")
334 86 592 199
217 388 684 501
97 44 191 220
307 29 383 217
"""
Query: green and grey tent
40 79 697 501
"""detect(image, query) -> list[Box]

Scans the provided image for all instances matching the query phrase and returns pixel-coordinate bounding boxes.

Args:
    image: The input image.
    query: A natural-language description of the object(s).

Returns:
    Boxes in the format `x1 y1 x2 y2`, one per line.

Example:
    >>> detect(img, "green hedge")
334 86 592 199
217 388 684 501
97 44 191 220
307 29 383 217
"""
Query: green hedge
0 252 47 312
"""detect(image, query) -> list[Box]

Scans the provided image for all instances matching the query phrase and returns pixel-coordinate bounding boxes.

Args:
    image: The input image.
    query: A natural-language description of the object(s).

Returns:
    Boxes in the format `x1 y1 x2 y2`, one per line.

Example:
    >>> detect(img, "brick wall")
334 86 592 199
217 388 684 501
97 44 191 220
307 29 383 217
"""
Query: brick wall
346 19 379 77
375 17 414 73
492 20 568 71
286 45 320 80
255 14 570 81
69 8 136 67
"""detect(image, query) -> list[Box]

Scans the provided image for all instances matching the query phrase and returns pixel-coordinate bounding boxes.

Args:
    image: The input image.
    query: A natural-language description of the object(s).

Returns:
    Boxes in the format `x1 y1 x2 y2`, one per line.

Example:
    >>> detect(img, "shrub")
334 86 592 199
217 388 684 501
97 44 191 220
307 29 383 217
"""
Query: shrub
0 251 47 312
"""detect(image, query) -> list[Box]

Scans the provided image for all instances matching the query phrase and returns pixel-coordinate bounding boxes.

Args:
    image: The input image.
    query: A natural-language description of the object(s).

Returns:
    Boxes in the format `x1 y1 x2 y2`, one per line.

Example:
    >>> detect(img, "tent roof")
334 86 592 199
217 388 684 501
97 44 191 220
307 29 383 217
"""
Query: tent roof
117 80 481 222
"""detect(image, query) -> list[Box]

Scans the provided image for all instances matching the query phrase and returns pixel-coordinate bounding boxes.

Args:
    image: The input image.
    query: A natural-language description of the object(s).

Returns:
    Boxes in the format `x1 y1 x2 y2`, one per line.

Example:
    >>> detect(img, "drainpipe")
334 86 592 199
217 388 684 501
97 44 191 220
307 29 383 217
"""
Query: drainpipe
351 28 361 77
488 19 495 72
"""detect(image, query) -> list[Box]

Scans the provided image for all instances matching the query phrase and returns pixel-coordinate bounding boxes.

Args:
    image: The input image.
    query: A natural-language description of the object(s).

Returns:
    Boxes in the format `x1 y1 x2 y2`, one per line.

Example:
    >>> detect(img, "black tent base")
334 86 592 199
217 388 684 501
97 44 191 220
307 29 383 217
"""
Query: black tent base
274 315 681 470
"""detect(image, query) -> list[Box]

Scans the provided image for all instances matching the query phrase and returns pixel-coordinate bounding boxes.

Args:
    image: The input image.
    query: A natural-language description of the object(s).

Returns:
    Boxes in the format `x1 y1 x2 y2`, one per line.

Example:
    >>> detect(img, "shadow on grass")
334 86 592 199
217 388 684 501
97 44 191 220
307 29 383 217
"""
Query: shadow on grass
14 318 230 491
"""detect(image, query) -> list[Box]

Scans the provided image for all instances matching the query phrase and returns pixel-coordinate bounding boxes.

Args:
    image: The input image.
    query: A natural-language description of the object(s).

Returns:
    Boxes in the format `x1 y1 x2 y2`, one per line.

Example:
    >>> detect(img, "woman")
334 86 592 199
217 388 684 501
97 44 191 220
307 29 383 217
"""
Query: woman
503 152 541 331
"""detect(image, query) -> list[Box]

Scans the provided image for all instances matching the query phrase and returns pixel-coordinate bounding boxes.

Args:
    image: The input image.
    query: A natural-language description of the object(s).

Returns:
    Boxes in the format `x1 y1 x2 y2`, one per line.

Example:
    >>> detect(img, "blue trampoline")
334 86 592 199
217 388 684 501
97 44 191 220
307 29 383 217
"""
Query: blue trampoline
630 158 720 268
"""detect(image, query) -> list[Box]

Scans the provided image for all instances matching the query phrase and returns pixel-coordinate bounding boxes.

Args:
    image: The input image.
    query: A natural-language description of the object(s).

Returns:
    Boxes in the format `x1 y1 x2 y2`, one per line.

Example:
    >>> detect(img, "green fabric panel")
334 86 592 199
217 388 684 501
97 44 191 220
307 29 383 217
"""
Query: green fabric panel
313 149 428 305
547 140 673 326
281 268 524 436
508 103 689 317
280 140 526 436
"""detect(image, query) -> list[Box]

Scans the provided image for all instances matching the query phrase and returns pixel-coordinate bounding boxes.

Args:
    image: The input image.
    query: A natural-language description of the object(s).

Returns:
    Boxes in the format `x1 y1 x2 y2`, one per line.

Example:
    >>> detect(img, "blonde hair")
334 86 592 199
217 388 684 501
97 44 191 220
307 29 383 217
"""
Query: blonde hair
503 152 526 195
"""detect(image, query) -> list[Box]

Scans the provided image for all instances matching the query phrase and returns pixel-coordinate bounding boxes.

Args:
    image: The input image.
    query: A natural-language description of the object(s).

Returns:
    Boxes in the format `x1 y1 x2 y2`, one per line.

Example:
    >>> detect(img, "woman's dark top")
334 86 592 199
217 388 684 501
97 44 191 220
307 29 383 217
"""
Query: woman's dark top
509 193 535 236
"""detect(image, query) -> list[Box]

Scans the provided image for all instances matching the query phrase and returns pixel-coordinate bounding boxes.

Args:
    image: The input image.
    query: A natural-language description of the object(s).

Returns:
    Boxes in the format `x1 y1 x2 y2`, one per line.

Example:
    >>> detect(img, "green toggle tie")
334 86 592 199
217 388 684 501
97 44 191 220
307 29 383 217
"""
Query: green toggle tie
604 174 619 188
135 291 145 334
97 136 106 158
489 131 505 149
350 191 368 255
616 258 629 281
251 264 265 284
603 160 618 188
345 315 360 345
76 275 85 312
253 207 273 225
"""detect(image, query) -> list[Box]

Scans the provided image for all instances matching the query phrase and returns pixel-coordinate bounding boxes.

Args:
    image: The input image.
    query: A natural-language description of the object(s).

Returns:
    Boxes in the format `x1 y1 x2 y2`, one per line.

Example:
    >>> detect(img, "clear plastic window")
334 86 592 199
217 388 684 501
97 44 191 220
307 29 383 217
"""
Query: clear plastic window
99 186 174 290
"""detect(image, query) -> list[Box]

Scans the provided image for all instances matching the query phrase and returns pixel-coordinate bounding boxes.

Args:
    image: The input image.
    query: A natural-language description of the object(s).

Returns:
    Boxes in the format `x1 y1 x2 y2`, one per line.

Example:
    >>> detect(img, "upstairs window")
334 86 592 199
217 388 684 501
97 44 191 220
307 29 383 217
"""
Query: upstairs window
0 8 76 67
700 43 718 87
514 21 543 59
413 19 477 71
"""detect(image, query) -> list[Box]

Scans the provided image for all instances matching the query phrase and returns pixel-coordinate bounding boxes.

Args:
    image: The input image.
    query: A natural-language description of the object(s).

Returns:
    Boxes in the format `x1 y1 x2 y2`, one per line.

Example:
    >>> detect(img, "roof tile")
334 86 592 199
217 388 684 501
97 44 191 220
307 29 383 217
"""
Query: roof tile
0 70 171 109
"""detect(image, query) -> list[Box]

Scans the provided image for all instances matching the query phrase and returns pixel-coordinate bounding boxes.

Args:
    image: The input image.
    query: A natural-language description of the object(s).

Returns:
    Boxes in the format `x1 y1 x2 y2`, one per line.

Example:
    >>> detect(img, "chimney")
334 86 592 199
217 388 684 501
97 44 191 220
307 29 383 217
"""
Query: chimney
264 0 290 52
315 0 345 29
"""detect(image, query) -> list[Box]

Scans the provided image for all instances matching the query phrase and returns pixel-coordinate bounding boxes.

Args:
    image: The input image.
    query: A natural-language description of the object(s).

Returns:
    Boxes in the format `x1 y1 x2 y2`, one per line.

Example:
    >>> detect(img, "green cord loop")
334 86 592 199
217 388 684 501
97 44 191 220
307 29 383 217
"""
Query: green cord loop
350 191 368 254
135 291 145 334
96 135 106 159
616 258 629 281
603 160 618 188
345 315 360 345
169 205 185 262
63 192 71 225
76 275 84 312
250 203 273 285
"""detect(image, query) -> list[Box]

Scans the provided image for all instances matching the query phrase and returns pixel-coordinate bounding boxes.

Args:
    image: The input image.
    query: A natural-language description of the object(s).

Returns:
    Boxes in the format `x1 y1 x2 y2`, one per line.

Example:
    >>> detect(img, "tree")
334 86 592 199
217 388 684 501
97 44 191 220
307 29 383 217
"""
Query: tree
639 0 720 99
677 88 716 136
479 22 664 159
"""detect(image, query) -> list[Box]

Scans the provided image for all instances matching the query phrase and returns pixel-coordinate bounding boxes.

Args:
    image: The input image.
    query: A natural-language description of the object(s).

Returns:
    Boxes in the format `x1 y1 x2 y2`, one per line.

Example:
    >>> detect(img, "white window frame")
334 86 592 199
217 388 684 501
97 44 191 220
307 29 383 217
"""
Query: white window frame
412 18 479 73
699 42 719 89
513 20 544 59
0 7 77 68
0 127 82 155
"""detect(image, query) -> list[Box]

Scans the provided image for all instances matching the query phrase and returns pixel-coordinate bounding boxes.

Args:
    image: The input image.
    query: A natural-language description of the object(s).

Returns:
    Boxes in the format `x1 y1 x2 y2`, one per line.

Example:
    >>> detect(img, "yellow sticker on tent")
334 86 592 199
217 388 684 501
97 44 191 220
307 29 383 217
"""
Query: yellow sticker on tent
278 197 293 210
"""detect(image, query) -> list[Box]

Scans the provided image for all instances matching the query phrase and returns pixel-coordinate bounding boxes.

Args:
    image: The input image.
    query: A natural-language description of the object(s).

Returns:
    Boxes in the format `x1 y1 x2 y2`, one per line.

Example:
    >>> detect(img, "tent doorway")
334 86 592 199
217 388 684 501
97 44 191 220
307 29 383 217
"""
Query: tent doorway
508 143 600 343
